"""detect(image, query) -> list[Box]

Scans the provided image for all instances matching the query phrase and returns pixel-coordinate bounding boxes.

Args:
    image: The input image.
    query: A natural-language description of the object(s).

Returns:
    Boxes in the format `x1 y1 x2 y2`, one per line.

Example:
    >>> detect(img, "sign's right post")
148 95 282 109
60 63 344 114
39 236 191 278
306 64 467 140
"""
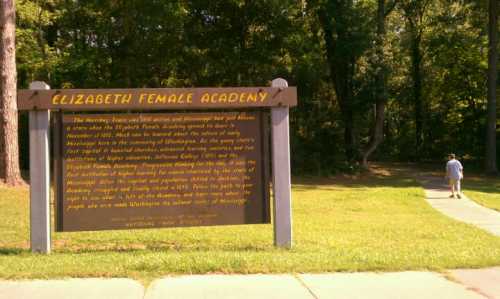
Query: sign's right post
271 78 292 249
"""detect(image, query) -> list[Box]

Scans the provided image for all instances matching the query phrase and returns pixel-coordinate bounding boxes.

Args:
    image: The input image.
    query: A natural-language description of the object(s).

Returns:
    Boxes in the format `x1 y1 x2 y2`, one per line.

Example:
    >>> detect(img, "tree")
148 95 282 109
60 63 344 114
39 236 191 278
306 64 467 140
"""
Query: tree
400 0 432 161
0 0 23 185
316 0 371 162
361 0 398 167
486 0 498 174
422 1 488 161
181 0 297 86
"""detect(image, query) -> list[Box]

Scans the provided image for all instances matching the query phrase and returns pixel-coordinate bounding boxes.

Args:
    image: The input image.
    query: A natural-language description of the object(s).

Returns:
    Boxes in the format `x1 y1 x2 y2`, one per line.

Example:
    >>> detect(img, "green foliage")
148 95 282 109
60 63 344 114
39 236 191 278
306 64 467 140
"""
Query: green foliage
423 1 488 160
16 0 61 86
378 0 493 164
52 1 187 88
14 0 499 171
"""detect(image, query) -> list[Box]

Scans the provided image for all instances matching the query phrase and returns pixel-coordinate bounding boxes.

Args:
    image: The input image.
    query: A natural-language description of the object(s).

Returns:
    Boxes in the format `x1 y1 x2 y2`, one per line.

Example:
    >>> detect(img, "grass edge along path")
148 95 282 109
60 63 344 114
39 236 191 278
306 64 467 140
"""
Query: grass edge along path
414 162 500 213
1 169 500 282
461 176 500 212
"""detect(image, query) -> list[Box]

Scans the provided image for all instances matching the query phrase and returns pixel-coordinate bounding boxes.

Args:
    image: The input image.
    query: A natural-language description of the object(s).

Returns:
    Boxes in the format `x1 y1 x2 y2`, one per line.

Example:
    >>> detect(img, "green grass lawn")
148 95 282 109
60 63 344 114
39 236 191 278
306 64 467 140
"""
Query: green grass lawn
462 175 500 212
1 169 500 283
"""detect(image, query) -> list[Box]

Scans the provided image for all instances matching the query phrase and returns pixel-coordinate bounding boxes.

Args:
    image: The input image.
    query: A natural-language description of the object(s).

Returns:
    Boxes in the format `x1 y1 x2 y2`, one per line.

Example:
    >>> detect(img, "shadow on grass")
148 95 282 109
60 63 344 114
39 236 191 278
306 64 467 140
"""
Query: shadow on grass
0 247 28 255
461 177 500 195
292 163 420 191
49 242 271 255
0 245 148 256
55 247 146 255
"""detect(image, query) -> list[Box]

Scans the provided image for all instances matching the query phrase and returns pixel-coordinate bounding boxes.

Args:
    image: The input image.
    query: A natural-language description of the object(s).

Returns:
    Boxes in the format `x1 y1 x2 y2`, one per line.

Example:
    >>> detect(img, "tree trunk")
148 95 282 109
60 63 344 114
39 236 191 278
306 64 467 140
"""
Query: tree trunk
410 23 423 161
0 0 23 185
362 101 386 167
362 0 388 168
318 4 357 162
339 88 356 162
486 0 498 174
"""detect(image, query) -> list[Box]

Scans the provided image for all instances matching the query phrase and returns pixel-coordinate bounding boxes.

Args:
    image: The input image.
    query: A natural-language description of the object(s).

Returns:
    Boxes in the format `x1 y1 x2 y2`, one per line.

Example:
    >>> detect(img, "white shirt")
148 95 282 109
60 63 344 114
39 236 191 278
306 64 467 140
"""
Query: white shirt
446 159 463 180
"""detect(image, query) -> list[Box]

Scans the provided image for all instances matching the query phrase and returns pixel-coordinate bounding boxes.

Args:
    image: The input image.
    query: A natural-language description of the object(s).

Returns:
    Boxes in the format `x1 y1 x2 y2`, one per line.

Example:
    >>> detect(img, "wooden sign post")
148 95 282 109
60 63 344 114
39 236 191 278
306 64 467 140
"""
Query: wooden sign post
28 81 51 253
271 78 292 248
20 79 297 253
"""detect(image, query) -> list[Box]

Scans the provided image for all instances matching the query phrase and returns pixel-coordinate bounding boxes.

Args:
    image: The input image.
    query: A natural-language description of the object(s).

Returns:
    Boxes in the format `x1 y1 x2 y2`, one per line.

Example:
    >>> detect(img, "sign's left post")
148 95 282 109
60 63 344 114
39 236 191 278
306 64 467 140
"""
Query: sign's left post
29 81 51 253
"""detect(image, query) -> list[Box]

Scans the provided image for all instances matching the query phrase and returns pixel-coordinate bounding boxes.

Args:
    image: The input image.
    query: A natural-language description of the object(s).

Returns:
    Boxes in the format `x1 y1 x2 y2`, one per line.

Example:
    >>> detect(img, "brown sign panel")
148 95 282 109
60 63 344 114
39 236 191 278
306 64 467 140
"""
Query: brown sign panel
54 111 270 231
18 87 297 111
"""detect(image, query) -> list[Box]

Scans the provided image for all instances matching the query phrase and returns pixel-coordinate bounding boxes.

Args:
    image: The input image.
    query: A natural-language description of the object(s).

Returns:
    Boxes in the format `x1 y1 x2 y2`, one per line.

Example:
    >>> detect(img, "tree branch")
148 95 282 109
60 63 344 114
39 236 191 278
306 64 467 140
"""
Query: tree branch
385 0 399 17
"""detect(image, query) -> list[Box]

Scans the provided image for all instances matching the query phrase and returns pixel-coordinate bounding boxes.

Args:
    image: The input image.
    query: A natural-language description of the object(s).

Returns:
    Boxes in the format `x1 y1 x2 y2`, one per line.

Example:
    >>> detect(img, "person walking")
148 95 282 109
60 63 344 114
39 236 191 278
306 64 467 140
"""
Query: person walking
445 153 463 199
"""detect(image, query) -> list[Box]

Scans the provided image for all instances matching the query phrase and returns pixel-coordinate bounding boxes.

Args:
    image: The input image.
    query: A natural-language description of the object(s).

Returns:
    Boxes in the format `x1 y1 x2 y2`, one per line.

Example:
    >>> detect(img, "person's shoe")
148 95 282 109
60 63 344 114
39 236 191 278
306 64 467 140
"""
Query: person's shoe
449 194 455 198
457 194 461 199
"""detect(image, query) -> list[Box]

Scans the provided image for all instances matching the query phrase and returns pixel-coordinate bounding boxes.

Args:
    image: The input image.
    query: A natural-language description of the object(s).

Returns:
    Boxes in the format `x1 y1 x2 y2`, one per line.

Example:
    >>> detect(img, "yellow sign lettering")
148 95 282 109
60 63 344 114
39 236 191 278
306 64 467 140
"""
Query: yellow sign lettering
228 93 238 103
75 94 84 105
210 93 218 103
122 94 132 104
259 92 267 102
147 93 156 104
247 93 257 102
201 93 210 103
52 94 60 105
95 94 104 104
239 93 246 103
168 94 177 103
156 94 167 104
85 95 94 104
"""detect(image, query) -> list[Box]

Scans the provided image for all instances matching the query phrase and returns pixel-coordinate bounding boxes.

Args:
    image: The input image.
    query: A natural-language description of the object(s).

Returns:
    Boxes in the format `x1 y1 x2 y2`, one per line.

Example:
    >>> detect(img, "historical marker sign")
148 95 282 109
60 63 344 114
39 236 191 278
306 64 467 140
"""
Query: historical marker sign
54 112 270 231
20 82 296 252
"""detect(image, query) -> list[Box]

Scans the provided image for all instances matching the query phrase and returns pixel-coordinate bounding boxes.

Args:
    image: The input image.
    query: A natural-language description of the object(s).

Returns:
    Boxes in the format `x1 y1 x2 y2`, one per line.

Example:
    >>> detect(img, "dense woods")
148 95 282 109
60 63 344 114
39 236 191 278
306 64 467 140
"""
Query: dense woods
5 0 500 176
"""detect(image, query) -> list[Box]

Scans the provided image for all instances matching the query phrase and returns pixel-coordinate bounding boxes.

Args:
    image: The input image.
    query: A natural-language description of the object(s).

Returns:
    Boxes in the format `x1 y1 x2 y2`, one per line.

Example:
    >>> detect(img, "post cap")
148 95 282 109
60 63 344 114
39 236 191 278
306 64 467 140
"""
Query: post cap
29 81 50 90
271 78 288 88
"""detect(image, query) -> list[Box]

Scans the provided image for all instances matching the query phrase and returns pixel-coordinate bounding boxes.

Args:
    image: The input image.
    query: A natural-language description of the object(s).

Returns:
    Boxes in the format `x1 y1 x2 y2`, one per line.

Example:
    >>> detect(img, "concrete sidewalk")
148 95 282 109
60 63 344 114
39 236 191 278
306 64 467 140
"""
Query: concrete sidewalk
1 270 499 299
418 175 500 237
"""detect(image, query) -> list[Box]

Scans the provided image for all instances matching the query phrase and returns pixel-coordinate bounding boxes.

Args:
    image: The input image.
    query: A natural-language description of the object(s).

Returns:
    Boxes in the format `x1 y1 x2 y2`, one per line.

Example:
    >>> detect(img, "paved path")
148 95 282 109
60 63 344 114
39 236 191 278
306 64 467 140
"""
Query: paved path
2 271 499 299
0 278 144 299
451 268 500 299
418 175 500 237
